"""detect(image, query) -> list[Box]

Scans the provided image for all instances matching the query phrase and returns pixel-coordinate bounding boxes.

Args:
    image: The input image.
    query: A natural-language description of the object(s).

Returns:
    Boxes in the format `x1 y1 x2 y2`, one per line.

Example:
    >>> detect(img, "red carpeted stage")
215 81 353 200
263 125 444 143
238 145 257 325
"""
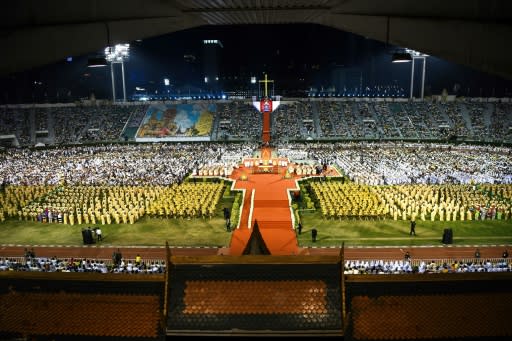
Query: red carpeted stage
227 147 341 256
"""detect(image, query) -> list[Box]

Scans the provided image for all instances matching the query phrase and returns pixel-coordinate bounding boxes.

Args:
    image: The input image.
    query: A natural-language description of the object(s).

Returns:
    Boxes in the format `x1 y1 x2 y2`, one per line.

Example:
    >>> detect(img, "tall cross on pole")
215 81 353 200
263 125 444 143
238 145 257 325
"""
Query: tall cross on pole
259 73 274 98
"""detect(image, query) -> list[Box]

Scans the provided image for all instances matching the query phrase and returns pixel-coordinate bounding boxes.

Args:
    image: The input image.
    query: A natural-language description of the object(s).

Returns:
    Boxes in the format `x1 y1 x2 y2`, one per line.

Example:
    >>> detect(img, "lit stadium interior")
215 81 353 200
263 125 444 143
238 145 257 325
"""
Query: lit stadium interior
1 1 512 340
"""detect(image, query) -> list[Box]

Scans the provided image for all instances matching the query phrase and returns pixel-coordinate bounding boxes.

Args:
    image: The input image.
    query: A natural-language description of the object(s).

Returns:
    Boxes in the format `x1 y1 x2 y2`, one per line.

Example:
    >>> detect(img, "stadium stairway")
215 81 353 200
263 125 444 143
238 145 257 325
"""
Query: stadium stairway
460 103 475 136
483 102 494 129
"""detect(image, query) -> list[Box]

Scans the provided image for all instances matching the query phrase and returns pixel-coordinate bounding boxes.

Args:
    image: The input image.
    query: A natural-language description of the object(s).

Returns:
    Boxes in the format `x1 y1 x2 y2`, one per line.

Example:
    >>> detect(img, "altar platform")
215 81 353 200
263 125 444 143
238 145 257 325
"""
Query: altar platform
242 157 288 175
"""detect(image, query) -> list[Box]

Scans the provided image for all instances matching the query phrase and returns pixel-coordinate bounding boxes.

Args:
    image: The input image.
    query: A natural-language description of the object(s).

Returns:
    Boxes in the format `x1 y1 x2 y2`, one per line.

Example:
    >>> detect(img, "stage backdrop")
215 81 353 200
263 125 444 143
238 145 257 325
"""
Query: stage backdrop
135 103 215 142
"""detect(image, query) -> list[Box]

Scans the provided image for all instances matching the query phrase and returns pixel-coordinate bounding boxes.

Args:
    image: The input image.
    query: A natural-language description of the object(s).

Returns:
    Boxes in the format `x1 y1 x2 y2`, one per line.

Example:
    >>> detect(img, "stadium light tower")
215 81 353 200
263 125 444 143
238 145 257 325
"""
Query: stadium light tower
403 49 428 100
392 48 428 99
407 49 428 100
105 44 130 102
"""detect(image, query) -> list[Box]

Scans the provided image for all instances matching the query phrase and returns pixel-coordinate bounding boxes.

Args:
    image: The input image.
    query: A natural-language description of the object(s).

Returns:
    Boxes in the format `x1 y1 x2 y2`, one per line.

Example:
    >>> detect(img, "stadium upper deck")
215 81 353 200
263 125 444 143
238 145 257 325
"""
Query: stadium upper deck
1 98 511 148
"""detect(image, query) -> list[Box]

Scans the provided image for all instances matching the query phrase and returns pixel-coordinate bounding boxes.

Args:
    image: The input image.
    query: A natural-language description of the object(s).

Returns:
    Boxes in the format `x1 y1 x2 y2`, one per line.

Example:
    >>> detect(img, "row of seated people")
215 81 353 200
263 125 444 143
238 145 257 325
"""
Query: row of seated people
0 256 165 274
242 158 287 167
344 258 511 274
192 163 237 177
3 256 509 274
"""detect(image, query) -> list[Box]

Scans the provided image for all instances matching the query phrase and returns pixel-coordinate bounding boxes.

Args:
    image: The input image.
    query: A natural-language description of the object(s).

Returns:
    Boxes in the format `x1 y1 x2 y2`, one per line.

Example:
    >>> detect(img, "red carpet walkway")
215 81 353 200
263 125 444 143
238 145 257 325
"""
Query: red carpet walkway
227 148 343 255
228 166 299 255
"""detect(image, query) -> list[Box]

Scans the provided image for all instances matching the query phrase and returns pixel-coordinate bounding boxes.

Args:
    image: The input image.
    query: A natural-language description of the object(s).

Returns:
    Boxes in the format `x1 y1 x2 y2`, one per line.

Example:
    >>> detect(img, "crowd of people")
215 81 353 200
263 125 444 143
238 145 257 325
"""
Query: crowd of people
0 142 257 186
3 181 227 224
2 255 510 275
215 101 262 141
0 104 145 147
311 182 385 219
1 140 511 223
0 142 259 222
272 103 304 141
1 99 511 282
302 142 512 185
0 255 165 274
312 181 512 221
344 258 512 274
268 99 511 142
2 99 511 147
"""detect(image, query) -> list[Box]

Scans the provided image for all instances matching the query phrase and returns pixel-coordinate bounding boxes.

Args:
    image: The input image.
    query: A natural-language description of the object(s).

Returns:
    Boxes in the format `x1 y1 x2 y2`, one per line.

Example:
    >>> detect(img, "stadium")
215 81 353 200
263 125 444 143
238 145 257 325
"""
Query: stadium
1 1 512 340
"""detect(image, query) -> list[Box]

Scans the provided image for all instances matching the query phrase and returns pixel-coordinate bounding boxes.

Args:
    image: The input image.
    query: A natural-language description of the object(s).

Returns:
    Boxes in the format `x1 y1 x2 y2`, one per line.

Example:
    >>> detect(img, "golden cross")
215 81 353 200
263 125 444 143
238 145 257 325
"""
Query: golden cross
258 73 274 98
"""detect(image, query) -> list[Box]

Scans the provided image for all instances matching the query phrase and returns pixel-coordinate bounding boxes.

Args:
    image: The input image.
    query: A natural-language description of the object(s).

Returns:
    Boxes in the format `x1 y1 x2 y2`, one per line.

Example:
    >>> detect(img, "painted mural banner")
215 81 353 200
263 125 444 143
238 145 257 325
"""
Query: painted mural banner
136 103 215 141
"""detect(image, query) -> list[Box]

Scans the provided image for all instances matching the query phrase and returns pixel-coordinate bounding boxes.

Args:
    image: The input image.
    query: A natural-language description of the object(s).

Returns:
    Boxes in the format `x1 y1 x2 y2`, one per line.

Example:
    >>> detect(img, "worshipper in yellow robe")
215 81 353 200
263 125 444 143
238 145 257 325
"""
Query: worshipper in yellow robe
114 212 120 224
430 209 436 222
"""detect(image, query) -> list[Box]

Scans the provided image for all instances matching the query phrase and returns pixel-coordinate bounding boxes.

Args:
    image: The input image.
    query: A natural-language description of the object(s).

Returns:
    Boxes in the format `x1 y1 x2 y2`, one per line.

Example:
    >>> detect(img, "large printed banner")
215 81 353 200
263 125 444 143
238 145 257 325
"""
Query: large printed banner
252 98 280 113
260 98 272 113
136 103 215 141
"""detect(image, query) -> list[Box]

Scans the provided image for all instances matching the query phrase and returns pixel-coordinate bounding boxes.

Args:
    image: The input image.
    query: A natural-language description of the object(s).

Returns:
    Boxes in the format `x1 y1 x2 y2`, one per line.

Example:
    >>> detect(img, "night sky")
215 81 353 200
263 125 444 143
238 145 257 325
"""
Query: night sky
1 24 512 103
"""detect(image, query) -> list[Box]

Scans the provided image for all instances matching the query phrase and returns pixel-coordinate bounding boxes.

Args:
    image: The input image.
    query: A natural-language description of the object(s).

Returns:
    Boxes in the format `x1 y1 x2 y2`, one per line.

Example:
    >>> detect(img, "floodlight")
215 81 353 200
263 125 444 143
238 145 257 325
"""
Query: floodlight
87 57 108 67
105 44 130 62
392 52 412 63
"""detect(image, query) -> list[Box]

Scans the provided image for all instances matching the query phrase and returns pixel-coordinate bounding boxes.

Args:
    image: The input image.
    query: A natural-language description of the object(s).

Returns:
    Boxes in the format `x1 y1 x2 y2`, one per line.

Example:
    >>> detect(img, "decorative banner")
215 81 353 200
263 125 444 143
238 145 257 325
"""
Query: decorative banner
260 98 272 113
135 103 215 142
252 99 280 113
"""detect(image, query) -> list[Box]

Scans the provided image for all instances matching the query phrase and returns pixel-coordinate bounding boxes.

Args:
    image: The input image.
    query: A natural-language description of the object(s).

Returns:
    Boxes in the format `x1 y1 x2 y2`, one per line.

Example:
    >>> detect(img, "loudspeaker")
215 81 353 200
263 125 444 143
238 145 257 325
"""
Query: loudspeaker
81 229 88 244
82 229 94 244
442 228 453 244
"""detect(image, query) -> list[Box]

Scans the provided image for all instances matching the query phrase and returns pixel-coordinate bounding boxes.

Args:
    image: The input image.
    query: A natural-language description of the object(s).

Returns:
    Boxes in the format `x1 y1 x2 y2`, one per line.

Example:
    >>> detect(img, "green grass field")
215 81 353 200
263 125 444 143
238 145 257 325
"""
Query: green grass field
0 216 231 247
298 210 512 247
0 193 236 247
0 209 511 248
1 181 511 248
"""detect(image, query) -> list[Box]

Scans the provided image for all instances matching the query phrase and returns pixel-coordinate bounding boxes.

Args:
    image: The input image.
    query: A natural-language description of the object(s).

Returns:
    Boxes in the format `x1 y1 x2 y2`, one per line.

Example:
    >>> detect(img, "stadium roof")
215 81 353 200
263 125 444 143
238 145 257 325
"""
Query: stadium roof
2 0 511 79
